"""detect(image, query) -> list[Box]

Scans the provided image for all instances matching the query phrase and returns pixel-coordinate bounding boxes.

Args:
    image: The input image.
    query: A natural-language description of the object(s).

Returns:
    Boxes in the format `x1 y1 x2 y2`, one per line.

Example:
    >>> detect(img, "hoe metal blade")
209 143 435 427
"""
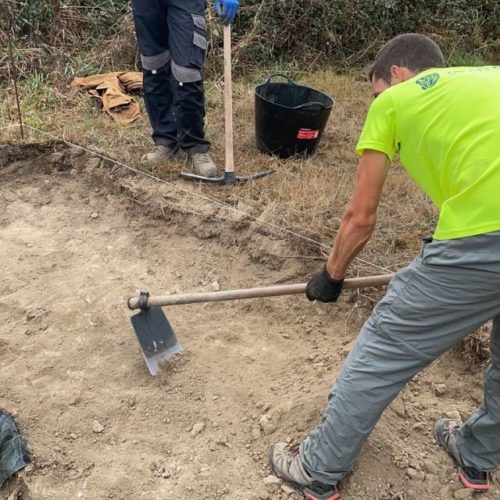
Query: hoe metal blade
130 307 182 376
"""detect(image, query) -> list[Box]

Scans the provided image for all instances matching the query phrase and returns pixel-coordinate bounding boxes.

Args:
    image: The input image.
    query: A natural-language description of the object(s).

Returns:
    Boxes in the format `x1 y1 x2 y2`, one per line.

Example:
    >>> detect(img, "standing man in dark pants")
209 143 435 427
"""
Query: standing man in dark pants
132 0 239 177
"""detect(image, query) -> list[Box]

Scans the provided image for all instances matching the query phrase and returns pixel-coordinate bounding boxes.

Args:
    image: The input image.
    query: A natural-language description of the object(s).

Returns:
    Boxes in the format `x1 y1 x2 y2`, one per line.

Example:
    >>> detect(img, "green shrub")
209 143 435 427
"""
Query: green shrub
232 0 499 68
2 0 129 45
1 0 498 74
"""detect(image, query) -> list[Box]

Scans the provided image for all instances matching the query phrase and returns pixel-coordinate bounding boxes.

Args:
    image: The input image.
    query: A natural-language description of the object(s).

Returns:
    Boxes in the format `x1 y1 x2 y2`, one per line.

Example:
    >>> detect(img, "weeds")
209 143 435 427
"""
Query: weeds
1 0 498 83
0 68 436 278
457 323 492 367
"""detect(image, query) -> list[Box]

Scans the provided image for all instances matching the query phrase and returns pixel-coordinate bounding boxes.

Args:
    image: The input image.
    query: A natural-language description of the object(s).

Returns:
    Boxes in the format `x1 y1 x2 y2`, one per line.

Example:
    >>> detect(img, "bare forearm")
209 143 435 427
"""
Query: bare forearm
326 209 376 279
324 150 388 280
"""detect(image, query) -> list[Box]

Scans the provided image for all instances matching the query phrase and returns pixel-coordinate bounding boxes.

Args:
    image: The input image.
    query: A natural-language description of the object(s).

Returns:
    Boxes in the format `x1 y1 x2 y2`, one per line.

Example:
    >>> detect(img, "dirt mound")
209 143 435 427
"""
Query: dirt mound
0 146 497 499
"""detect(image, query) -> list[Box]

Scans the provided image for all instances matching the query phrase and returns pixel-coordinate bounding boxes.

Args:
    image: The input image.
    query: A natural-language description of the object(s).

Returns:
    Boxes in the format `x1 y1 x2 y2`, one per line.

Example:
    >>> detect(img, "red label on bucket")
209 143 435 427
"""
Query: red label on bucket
297 129 319 139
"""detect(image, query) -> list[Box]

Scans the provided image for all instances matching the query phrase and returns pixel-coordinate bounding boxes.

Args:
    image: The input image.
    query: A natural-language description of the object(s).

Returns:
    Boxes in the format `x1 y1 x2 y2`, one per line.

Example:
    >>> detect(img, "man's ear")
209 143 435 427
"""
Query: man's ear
390 65 415 84
390 65 405 83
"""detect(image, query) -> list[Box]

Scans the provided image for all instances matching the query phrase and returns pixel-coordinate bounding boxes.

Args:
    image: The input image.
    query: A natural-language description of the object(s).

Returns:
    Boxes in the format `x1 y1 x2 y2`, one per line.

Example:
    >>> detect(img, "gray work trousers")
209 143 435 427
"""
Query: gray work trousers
300 232 500 484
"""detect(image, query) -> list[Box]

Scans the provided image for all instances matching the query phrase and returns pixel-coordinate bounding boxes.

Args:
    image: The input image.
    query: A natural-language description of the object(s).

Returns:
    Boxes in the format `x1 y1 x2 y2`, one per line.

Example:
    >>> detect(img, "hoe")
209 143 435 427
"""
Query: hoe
127 274 392 375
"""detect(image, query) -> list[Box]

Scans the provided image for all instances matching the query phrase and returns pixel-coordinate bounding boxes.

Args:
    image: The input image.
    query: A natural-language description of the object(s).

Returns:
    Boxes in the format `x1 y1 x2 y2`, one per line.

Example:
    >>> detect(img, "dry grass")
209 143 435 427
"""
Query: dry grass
1 68 491 366
0 68 437 276
457 323 492 367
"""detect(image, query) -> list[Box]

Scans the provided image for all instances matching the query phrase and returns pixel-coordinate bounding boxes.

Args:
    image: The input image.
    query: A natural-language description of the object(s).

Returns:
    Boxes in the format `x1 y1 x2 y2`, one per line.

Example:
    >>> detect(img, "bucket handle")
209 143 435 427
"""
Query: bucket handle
294 101 327 110
264 73 297 85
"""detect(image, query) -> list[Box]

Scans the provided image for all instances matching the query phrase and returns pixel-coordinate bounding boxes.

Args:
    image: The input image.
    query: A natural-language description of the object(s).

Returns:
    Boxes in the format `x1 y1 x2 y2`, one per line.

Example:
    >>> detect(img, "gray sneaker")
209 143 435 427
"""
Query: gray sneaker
189 152 217 178
433 418 465 466
141 145 174 164
434 418 490 491
269 443 340 499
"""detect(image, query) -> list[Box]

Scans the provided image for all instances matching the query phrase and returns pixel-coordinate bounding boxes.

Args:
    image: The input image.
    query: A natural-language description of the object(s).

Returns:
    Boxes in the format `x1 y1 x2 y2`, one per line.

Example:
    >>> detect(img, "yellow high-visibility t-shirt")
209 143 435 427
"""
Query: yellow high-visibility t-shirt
356 66 500 240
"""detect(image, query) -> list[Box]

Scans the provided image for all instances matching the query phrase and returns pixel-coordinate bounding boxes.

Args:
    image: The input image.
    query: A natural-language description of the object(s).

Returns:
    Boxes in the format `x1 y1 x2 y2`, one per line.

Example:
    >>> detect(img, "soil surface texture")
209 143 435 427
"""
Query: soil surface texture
0 147 498 499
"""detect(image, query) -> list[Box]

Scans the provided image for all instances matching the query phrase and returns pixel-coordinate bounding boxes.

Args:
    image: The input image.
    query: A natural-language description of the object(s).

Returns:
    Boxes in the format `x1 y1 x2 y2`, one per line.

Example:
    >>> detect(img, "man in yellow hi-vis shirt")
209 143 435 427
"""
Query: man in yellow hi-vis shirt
269 34 500 500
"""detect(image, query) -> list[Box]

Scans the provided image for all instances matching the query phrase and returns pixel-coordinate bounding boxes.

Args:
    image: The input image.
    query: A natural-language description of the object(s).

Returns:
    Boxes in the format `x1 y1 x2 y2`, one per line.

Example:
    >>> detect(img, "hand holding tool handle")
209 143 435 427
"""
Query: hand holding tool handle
127 273 393 310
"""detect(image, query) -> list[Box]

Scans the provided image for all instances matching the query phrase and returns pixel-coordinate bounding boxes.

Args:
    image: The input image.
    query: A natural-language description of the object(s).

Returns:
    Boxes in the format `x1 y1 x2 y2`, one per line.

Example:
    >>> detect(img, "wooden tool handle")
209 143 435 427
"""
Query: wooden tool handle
223 24 235 174
127 274 393 309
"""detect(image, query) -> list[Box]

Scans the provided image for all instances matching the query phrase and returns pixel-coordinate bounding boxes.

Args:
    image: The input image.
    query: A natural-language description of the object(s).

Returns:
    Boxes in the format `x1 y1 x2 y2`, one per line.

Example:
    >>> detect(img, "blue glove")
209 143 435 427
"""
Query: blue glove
215 0 239 24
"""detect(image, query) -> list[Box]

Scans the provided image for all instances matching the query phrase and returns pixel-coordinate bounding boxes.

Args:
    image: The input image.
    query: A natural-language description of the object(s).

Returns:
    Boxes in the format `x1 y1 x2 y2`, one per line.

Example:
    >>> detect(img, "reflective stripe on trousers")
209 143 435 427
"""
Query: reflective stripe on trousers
131 0 210 152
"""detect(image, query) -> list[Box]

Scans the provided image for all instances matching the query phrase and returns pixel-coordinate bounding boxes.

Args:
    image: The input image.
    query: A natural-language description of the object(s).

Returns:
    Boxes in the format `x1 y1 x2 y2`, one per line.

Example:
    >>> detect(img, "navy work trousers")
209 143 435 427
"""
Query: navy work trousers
132 0 210 153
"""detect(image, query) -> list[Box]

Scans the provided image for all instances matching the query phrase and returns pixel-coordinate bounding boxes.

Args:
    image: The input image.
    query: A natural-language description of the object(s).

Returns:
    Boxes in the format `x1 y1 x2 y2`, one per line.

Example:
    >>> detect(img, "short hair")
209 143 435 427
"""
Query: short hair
368 33 445 84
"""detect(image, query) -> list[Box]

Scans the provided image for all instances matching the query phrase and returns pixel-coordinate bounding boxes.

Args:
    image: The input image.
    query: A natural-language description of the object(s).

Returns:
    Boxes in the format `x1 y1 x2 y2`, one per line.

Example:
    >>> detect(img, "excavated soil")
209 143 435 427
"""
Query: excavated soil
0 145 498 500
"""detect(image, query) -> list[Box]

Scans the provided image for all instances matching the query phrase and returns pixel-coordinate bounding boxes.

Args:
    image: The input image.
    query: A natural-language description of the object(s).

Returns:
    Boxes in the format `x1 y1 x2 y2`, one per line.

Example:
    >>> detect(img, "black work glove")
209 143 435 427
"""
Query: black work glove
305 265 344 303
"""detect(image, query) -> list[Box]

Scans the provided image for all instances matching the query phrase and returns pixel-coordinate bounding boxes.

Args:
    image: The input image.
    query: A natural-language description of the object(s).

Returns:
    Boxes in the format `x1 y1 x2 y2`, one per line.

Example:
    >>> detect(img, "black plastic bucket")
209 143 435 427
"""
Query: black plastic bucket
255 73 334 159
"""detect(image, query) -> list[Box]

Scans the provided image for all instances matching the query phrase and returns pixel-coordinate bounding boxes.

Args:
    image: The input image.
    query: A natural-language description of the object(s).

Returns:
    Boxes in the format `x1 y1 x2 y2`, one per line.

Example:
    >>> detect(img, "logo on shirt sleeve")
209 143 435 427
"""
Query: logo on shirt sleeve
415 73 440 90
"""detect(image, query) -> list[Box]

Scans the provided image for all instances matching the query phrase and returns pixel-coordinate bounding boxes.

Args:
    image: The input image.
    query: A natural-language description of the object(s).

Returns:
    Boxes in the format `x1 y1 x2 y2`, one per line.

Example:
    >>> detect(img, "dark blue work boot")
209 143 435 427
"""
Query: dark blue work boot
269 443 340 500
434 418 490 491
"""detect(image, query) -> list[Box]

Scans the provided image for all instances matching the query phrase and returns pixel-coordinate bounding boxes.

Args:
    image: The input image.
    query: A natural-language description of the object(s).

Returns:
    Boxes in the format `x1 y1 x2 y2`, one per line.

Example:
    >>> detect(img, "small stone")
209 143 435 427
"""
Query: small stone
92 420 104 433
281 484 295 495
439 486 450 499
425 474 441 493
454 489 473 499
48 152 65 164
259 415 277 435
263 475 281 486
406 467 418 479
412 422 425 431
90 212 99 219
216 438 230 448
211 280 221 291
162 470 171 479
251 428 261 440
414 470 426 481
70 433 78 440
191 422 205 437
86 157 102 171
422 460 436 473
69 147 85 158
445 410 463 425
434 384 447 396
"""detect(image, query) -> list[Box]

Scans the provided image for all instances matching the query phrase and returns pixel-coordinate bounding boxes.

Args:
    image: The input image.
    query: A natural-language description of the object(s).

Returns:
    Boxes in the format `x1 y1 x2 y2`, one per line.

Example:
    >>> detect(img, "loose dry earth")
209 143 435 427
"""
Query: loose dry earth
0 147 498 500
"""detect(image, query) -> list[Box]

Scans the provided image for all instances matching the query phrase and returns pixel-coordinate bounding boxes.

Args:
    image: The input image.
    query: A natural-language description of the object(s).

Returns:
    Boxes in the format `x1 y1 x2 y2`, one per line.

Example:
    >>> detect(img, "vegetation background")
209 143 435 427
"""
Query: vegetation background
0 0 498 277
1 0 499 79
